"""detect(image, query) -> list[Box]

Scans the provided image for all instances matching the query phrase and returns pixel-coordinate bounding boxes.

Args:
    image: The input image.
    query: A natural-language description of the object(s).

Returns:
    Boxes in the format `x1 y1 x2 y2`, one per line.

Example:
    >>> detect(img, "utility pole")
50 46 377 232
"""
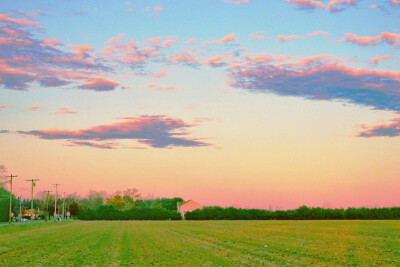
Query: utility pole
62 192 66 219
52 184 60 219
6 174 17 224
26 179 39 222
19 197 22 220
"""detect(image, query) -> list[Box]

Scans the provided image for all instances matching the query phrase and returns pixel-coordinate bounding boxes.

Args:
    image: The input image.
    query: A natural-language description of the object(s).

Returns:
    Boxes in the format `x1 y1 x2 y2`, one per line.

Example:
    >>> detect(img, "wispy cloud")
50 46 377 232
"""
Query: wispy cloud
0 105 13 110
146 83 177 90
249 33 265 40
276 31 329 42
357 117 400 137
368 55 391 64
14 116 211 149
144 5 163 17
286 0 359 12
79 78 120 91
53 108 76 115
153 70 170 78
224 0 253 4
27 105 44 111
202 33 238 45
343 32 400 47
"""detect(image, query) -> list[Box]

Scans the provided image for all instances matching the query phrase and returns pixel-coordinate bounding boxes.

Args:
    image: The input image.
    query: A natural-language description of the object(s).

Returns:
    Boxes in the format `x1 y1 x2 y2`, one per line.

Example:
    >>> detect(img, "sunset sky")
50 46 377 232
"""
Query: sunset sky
1 0 400 209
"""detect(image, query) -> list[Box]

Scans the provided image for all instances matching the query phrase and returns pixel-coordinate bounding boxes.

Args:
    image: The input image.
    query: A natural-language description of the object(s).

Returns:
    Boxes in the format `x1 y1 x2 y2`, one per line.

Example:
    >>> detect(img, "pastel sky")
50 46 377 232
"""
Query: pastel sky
1 0 400 209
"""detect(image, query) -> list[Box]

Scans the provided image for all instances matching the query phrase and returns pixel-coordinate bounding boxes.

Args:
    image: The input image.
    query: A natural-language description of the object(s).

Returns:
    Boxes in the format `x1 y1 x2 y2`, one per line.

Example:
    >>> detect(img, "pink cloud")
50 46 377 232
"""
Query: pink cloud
185 38 197 44
0 13 39 26
143 37 162 46
106 33 127 44
356 117 400 138
165 52 198 66
144 6 163 16
224 0 253 4
278 54 338 68
0 105 13 110
153 70 170 78
369 4 378 9
343 33 381 46
227 52 291 69
0 37 32 46
162 39 176 48
277 31 329 41
54 108 76 115
286 0 360 12
249 33 265 40
206 55 226 66
202 33 238 45
0 14 118 91
80 78 120 91
68 44 94 56
392 0 400 5
17 116 210 148
368 55 391 64
27 106 44 111
343 32 400 47
228 53 400 112
100 33 164 65
286 0 325 10
40 38 61 48
146 83 177 90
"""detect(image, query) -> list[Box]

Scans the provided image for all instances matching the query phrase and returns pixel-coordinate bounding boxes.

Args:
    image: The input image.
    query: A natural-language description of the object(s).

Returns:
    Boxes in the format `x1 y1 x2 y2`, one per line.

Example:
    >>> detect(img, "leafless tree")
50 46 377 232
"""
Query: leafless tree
123 188 141 200
0 165 7 188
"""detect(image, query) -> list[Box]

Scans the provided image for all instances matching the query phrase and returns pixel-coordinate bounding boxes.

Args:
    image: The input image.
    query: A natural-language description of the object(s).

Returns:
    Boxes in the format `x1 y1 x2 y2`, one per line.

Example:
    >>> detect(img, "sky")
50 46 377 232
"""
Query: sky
1 0 400 209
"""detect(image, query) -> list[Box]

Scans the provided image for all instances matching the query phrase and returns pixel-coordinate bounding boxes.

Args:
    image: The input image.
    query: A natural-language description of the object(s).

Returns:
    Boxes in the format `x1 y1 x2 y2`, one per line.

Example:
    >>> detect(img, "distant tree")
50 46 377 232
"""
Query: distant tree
106 195 124 210
123 188 141 200
84 190 104 209
0 165 7 188
122 195 136 210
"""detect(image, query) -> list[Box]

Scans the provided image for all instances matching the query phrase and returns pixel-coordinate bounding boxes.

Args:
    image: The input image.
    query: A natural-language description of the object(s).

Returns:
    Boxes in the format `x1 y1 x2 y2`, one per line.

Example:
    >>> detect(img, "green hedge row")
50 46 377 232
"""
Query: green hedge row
184 206 400 220
78 205 182 220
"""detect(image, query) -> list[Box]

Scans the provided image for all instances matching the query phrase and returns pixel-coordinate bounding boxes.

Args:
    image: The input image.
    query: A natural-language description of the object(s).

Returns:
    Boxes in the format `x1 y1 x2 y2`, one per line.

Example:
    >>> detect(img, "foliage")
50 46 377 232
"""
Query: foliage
0 188 17 222
184 205 400 220
78 205 182 220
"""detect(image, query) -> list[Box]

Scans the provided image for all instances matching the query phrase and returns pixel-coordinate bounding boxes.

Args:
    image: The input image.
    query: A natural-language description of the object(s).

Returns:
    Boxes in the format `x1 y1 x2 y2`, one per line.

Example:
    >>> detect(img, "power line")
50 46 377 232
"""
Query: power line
6 174 17 224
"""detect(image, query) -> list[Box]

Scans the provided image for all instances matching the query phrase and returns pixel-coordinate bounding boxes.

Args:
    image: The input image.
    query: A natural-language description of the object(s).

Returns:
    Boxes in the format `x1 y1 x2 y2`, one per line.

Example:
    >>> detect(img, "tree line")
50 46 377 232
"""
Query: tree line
2 184 400 221
184 206 400 220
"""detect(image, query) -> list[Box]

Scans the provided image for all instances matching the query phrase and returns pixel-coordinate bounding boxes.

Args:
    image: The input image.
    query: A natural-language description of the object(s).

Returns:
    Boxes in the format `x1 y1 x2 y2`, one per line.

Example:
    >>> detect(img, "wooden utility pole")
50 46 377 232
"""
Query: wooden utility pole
52 184 60 218
19 197 22 220
62 192 66 219
26 179 39 222
6 174 17 224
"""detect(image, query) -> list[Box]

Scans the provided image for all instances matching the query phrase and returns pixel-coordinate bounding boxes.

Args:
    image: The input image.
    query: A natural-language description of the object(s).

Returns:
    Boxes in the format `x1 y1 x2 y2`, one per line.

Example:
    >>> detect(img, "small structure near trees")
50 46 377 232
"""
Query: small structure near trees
177 200 202 218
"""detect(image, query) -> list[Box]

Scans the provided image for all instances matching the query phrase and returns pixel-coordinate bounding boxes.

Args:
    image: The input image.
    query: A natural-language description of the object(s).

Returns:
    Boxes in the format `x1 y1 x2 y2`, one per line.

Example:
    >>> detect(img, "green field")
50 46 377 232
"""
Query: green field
1 220 399 266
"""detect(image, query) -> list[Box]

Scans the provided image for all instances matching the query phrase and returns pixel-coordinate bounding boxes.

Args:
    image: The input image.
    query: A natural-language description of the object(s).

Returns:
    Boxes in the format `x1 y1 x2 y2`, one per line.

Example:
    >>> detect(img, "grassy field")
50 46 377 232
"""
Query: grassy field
0 220 399 266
